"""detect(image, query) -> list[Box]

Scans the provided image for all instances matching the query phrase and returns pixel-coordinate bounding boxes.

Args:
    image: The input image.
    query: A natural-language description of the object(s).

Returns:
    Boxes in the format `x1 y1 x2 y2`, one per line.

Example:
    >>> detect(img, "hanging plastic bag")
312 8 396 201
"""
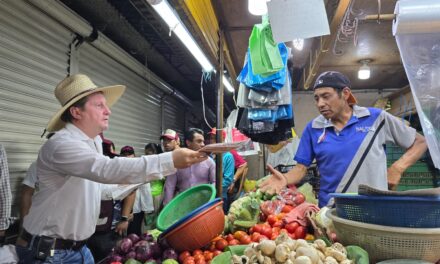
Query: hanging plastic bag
249 15 284 75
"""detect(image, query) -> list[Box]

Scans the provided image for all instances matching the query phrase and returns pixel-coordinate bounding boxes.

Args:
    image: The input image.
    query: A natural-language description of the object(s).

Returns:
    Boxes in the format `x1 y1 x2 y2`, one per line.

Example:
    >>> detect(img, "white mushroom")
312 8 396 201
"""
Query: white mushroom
296 246 320 264
275 232 290 245
293 256 313 264
263 256 272 264
275 244 290 263
323 256 338 264
313 239 327 252
340 260 353 264
294 239 309 250
244 246 258 258
324 248 347 262
331 242 347 255
258 239 277 256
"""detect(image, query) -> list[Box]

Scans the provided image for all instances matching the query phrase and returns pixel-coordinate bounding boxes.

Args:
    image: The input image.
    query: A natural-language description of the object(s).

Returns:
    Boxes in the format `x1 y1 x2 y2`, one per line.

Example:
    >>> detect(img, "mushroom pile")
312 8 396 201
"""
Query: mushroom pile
232 233 352 264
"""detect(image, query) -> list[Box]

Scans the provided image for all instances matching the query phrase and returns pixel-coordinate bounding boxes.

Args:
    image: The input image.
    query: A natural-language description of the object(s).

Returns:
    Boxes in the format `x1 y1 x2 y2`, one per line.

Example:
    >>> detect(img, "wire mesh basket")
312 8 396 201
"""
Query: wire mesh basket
327 209 440 263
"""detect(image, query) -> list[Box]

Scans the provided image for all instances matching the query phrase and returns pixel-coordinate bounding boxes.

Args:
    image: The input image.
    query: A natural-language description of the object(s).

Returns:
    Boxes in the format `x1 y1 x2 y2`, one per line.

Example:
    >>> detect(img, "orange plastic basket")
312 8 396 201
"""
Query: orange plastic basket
162 200 224 252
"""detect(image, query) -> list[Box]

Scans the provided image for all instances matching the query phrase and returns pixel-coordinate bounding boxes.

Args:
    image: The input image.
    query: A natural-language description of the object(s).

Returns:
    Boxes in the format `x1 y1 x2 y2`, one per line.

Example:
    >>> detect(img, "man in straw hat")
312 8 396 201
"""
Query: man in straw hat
16 74 207 263
260 71 427 207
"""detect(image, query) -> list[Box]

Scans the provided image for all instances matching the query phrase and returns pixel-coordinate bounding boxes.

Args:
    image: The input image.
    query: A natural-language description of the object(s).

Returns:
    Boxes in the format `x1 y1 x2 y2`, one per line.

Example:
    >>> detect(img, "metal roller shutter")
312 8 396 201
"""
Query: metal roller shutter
163 96 187 140
0 0 72 215
78 43 163 154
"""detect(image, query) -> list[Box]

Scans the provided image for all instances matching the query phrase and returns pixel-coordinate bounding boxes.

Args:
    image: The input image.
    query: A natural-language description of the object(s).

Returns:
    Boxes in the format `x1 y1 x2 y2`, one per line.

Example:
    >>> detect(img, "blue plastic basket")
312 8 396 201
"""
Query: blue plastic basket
330 193 440 228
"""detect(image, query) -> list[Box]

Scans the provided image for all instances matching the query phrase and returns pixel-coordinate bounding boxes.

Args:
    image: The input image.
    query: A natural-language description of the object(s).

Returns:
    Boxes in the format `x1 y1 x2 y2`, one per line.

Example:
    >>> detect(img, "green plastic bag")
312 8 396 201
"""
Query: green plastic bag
249 15 283 76
151 179 164 197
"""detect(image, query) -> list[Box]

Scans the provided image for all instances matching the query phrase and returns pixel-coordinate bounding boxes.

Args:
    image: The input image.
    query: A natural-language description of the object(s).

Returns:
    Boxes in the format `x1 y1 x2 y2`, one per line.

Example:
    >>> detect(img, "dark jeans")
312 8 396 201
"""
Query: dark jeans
127 212 144 236
87 231 121 263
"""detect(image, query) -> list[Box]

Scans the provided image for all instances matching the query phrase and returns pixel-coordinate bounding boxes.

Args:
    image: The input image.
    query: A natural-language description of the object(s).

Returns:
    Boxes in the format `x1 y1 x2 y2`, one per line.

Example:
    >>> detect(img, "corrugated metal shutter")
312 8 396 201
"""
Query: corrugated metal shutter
78 43 163 154
163 96 186 138
0 0 72 215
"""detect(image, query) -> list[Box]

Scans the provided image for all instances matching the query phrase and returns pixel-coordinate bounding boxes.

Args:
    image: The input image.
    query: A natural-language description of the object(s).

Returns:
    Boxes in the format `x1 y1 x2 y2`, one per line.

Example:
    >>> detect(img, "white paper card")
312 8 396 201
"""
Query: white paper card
267 0 330 42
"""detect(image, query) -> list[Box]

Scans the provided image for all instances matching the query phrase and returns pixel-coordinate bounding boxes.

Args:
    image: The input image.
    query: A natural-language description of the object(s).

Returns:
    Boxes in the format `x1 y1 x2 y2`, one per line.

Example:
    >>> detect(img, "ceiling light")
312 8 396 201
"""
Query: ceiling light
293 38 304 51
358 59 371 80
222 76 235 93
148 0 214 72
248 0 268 16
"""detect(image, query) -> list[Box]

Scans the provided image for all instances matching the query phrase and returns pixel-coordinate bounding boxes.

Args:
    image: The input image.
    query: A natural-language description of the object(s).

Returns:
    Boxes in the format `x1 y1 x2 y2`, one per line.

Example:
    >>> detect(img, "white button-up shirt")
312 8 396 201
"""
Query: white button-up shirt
23 123 175 240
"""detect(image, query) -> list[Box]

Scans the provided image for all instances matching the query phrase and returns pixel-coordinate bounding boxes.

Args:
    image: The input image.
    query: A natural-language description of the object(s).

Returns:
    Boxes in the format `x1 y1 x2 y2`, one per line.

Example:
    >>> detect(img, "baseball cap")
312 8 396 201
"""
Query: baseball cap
160 129 179 140
208 128 226 138
313 71 357 105
120 146 135 156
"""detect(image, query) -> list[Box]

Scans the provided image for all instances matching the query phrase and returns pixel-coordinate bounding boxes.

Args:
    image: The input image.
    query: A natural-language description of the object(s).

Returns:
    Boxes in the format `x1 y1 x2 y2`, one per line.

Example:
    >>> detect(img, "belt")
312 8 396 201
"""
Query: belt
20 229 88 251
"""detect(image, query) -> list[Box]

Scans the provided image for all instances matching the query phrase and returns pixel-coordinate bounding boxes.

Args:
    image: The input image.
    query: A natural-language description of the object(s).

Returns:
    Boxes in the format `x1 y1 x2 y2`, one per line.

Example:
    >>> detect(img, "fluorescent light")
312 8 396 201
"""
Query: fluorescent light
149 0 214 72
222 76 235 92
293 38 304 51
358 60 371 80
248 0 268 16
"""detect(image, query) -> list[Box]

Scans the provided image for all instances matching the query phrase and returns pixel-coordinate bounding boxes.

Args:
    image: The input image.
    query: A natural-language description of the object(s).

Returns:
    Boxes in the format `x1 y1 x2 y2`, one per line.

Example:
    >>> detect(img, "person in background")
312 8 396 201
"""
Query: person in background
227 149 249 200
16 74 207 263
0 144 11 246
163 128 216 205
208 129 235 213
121 146 154 235
161 129 180 152
20 133 56 228
260 71 427 207
143 143 164 229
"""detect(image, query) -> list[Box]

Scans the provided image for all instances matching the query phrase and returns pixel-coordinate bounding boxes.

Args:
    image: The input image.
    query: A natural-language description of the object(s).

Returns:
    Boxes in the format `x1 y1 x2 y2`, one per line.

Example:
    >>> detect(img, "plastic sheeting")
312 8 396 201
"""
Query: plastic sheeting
393 0 440 168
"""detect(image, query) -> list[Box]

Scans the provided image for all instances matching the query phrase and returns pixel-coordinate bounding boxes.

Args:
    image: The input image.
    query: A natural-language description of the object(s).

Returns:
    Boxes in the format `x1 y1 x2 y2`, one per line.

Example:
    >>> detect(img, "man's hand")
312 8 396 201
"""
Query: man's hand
259 165 288 195
115 220 129 236
172 148 208 169
387 164 403 190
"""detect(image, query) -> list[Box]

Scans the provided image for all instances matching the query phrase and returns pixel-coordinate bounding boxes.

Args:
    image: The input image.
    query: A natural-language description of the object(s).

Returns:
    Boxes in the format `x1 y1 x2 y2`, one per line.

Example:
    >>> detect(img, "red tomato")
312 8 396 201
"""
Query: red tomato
239 235 252 245
249 226 255 234
215 239 228 251
183 257 195 264
272 220 284 228
260 225 272 238
179 251 191 262
233 231 247 240
295 193 306 205
267 215 277 226
225 234 234 242
195 259 206 264
288 233 297 239
212 250 222 256
228 239 239 246
251 232 261 242
258 235 269 242
281 205 294 213
193 249 203 256
203 251 214 261
272 227 281 233
285 222 299 233
294 226 307 239
253 224 263 234
270 232 279 240
194 254 205 262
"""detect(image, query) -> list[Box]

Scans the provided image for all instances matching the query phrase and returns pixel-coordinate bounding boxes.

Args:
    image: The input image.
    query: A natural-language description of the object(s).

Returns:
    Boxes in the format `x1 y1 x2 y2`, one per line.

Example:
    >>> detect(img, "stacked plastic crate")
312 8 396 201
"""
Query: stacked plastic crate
386 143 439 190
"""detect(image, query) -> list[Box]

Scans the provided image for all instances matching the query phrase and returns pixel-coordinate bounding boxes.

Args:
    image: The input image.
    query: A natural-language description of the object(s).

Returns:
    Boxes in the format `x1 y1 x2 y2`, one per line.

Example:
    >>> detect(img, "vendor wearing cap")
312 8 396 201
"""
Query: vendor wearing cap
16 74 207 263
260 71 427 207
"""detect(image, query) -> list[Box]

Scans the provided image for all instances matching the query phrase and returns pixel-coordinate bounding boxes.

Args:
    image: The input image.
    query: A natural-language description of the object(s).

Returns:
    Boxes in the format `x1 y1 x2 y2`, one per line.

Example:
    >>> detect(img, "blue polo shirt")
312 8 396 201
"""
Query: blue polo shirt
294 106 416 207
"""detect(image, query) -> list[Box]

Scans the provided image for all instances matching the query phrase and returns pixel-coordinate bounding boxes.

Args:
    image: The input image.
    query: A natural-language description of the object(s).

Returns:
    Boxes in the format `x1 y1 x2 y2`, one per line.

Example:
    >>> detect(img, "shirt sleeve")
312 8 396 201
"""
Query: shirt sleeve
231 150 247 169
383 111 416 149
22 162 37 188
293 124 315 167
163 173 177 205
222 153 235 188
0 145 12 230
43 139 176 184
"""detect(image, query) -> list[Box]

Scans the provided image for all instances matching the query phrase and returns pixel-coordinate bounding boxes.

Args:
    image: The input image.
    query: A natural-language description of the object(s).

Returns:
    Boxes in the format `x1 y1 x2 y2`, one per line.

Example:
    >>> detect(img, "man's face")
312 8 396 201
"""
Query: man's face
313 87 347 120
186 133 205 151
72 92 111 135
162 138 177 152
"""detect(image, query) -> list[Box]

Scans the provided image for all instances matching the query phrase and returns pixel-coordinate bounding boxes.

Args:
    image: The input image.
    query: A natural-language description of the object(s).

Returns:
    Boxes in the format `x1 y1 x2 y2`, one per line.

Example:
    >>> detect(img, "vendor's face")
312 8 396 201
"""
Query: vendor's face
314 87 346 120
162 138 178 152
72 92 111 135
186 133 205 151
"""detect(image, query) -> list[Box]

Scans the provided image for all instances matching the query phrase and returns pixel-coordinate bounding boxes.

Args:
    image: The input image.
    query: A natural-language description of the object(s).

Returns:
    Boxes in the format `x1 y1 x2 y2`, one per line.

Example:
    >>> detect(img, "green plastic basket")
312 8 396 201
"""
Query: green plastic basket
156 184 216 231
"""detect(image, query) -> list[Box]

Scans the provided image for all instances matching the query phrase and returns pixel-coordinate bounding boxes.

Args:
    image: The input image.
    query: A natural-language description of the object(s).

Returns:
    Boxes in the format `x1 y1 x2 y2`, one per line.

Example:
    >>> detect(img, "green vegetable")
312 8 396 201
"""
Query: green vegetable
162 259 178 264
125 259 141 264
346 245 369 264
234 220 258 228
149 229 162 240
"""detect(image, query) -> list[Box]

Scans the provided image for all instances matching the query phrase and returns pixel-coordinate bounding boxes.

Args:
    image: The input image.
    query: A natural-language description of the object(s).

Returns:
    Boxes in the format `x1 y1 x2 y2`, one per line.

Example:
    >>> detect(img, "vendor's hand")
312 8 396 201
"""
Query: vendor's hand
259 165 287 195
387 164 403 191
115 220 129 236
172 148 208 169
227 182 235 194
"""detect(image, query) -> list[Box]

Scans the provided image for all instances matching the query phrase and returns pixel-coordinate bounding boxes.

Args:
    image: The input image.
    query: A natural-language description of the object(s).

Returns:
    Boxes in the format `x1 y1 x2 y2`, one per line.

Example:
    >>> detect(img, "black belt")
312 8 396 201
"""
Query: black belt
20 229 88 251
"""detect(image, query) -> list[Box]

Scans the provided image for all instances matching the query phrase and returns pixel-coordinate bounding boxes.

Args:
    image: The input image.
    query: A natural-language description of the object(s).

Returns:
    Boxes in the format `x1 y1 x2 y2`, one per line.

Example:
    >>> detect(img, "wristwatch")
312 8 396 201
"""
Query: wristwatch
120 216 129 222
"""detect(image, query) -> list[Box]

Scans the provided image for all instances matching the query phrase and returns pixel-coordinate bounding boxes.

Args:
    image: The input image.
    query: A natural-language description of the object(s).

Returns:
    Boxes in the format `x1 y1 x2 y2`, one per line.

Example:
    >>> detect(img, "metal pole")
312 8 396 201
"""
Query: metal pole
215 27 224 199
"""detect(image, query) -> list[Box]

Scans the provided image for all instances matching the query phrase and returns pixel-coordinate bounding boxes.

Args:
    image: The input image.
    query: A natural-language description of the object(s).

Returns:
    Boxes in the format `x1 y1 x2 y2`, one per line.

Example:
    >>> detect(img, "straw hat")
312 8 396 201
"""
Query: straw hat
46 74 126 132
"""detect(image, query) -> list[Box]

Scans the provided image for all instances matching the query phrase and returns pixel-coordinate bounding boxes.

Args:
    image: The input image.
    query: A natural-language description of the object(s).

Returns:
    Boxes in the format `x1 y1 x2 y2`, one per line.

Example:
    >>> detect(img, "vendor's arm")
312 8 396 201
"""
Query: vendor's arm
388 132 427 190
259 164 308 194
19 185 34 224
228 163 248 192
115 190 136 235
